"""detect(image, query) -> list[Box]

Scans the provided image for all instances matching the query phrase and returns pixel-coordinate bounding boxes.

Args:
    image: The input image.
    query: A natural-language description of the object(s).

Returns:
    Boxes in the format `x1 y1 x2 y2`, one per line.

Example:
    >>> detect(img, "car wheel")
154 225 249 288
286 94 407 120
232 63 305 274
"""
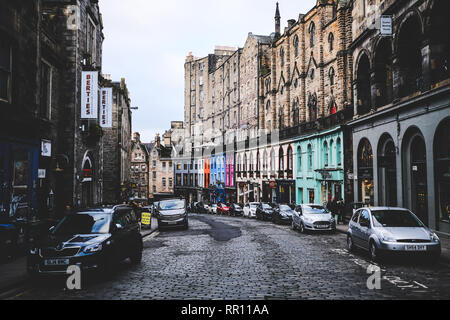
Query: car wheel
130 241 143 264
299 222 305 233
291 220 296 230
347 235 355 252
369 241 379 262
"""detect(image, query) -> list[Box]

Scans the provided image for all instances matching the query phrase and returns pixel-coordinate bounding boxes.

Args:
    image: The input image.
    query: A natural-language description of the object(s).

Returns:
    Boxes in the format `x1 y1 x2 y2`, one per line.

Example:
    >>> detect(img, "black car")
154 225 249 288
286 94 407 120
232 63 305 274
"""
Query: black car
272 204 295 224
256 203 274 221
155 198 188 230
229 203 243 216
27 205 143 277
194 202 208 214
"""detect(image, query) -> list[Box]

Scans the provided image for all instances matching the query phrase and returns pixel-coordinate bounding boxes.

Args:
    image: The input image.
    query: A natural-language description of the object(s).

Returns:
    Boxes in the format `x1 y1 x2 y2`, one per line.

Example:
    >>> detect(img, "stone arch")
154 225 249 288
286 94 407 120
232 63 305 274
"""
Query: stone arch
356 52 371 115
373 37 394 108
433 117 450 223
402 126 428 225
377 133 398 207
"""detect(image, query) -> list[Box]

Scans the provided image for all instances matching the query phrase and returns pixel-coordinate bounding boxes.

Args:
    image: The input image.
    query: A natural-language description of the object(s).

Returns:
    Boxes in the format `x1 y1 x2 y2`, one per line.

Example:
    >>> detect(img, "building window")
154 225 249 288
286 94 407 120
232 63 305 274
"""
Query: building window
162 178 166 188
152 185 156 193
87 17 97 65
280 47 285 67
294 35 299 57
152 160 156 167
309 22 315 47
307 144 313 171
39 61 52 119
141 165 146 171
328 33 334 52
152 171 156 180
169 178 173 188
162 162 166 169
323 141 329 167
329 67 335 86
0 44 12 102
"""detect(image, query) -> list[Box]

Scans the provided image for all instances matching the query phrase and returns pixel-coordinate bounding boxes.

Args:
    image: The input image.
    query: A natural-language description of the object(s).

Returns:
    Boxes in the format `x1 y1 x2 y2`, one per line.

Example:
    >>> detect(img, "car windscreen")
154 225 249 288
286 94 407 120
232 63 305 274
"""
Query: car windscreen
303 205 329 214
53 213 111 235
279 205 291 211
158 199 185 210
371 210 424 228
233 204 241 209
262 204 272 209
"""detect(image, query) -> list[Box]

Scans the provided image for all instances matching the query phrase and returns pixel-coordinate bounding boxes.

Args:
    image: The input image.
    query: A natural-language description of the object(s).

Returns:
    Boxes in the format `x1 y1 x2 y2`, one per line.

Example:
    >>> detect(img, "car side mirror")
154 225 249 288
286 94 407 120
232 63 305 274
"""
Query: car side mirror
49 226 55 233
114 224 124 231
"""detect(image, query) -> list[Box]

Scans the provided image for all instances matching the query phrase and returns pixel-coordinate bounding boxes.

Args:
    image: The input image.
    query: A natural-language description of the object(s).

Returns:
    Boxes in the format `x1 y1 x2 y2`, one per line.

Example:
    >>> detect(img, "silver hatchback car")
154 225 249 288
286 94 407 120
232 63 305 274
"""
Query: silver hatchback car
292 204 336 233
347 207 441 262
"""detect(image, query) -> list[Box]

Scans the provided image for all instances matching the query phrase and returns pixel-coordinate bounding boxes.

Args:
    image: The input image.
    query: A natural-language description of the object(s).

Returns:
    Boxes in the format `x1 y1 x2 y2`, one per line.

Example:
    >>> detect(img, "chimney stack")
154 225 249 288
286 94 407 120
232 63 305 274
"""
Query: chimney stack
133 132 140 142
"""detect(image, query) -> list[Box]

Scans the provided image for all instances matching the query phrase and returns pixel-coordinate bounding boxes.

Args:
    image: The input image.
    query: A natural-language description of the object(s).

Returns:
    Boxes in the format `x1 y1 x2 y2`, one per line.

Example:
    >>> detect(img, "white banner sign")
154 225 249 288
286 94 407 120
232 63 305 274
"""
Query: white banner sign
81 71 98 119
380 16 392 36
100 88 113 128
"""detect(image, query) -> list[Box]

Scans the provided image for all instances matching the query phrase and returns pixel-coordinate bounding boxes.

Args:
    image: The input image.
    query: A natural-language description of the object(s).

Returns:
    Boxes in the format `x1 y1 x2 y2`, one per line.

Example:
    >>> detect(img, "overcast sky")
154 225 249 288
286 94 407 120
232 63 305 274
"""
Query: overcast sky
100 0 317 143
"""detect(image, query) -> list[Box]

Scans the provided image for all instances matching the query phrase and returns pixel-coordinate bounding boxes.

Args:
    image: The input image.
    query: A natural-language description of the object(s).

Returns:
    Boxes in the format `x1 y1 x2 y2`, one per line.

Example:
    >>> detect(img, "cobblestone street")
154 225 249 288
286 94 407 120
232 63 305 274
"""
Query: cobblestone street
10 214 450 300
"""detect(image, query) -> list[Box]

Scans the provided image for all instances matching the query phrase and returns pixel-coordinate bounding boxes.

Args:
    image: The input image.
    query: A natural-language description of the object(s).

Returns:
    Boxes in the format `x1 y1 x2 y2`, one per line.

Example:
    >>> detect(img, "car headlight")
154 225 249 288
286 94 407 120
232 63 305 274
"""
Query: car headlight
430 233 440 242
381 235 396 242
330 217 335 222
84 243 103 253
30 248 39 255
303 217 313 223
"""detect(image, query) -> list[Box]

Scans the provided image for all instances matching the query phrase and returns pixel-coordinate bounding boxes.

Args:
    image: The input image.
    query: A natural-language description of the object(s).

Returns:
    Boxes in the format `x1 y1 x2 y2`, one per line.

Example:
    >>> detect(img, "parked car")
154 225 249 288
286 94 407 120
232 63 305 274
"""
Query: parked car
203 203 210 213
272 204 295 224
209 204 218 214
216 203 230 215
256 203 274 221
243 202 258 218
155 199 188 230
27 205 143 277
229 203 243 217
347 207 441 262
292 204 336 233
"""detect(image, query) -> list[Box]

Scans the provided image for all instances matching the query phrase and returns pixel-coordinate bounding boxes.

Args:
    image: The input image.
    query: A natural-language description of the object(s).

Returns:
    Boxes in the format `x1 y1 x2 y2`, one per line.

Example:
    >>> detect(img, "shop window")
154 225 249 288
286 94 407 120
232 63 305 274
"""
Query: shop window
0 44 11 102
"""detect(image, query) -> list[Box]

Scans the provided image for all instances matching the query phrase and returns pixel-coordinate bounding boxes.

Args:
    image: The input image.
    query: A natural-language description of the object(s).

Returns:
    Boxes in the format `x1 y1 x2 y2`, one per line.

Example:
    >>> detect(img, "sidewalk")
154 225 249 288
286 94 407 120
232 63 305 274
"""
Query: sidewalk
0 217 159 296
335 223 450 263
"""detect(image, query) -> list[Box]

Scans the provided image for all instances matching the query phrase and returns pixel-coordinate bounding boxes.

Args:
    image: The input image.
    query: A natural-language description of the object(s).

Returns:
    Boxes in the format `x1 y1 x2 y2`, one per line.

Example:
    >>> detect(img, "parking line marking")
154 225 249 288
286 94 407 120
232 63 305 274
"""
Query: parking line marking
143 231 160 242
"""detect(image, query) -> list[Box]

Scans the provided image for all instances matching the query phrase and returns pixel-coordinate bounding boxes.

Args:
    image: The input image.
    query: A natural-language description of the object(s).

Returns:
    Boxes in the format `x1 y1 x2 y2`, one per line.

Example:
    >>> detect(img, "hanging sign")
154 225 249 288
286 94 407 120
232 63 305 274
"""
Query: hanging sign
41 139 52 157
100 87 112 128
380 16 393 36
81 71 98 119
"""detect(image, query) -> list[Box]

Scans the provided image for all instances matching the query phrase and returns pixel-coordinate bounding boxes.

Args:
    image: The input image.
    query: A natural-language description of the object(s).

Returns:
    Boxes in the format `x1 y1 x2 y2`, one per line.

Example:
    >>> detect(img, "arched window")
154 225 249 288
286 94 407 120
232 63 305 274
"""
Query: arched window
323 141 329 167
265 78 271 94
336 138 341 165
297 146 302 171
263 151 268 172
279 147 284 171
250 153 254 172
398 16 423 97
243 154 248 172
374 38 394 108
294 35 299 57
329 140 334 166
308 93 317 122
356 53 371 115
257 151 261 172
430 1 450 84
280 47 285 67
270 149 276 172
266 100 271 110
328 33 334 52
357 138 374 205
287 147 293 171
307 144 313 171
329 67 335 86
309 22 315 47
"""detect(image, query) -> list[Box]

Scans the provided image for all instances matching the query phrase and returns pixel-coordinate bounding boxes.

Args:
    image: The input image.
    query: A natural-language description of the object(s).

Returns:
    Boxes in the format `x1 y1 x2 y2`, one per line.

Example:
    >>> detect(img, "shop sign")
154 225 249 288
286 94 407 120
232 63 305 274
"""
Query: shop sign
380 16 392 36
41 140 52 157
81 71 98 119
38 169 46 179
99 87 112 128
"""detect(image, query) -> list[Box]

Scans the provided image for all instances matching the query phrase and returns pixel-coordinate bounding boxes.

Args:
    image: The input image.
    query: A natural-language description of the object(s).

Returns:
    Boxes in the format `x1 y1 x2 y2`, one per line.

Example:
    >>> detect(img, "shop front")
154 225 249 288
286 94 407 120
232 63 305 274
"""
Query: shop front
275 180 295 204
0 139 39 220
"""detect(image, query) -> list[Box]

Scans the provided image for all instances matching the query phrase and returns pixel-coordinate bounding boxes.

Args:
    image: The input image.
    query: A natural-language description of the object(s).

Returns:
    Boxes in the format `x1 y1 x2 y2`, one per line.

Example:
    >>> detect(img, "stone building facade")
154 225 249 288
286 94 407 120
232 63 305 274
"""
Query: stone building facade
348 0 450 233
130 132 149 201
101 77 132 204
0 0 109 222
148 133 174 200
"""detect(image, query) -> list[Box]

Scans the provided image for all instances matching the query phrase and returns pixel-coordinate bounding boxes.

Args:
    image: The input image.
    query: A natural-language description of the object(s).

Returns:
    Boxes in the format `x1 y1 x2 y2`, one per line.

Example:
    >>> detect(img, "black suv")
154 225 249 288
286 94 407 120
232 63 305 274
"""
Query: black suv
27 205 143 277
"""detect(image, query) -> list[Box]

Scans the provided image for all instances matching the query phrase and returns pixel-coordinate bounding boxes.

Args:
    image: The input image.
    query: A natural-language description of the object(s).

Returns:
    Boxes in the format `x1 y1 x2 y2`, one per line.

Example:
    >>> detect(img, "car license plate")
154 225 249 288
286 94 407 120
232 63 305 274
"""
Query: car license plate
168 221 177 225
316 225 328 229
405 245 427 251
44 259 70 266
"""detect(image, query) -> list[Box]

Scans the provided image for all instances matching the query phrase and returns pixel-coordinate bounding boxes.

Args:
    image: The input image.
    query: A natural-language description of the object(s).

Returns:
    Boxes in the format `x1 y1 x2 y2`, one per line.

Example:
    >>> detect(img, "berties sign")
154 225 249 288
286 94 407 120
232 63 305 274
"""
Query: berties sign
81 71 98 119
100 87 112 128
